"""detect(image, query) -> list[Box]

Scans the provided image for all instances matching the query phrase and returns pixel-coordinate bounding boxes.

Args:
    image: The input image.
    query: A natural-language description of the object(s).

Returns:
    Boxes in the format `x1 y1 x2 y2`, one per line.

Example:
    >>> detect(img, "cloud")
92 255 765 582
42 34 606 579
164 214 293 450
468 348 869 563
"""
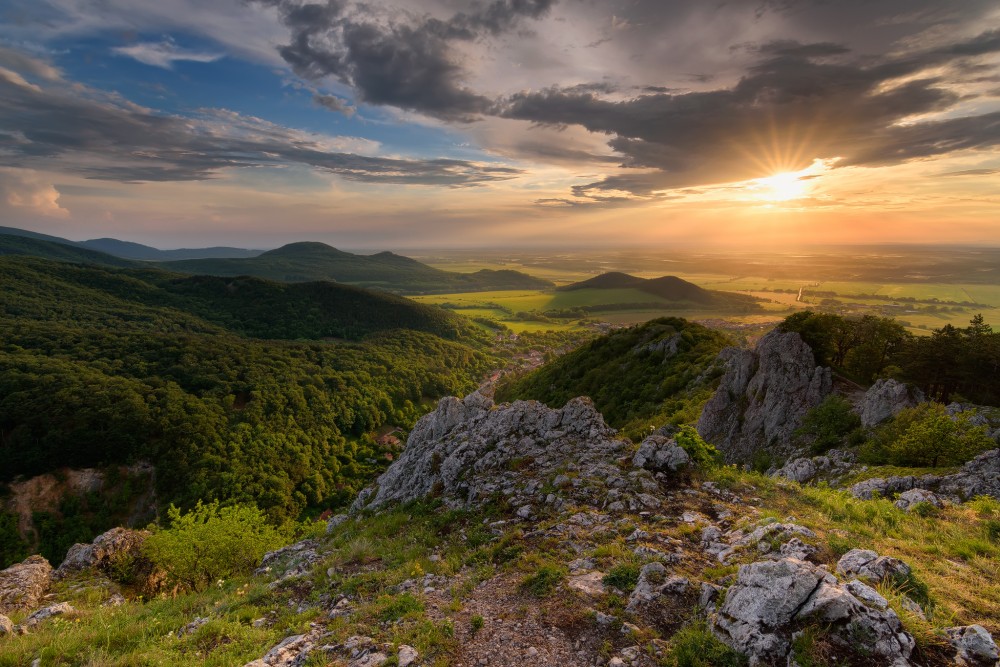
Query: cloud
0 55 520 187
258 0 556 120
112 39 224 69
313 93 355 116
494 31 1000 199
0 46 62 82
0 167 68 217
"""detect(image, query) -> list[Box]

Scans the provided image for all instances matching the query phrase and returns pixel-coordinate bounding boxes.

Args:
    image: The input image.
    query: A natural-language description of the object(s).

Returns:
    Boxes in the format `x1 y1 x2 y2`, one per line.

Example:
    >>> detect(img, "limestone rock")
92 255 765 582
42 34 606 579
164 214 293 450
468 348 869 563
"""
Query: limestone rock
0 555 52 614
696 331 832 464
938 449 1000 502
711 557 914 665
855 379 924 429
946 624 1000 667
836 549 910 584
894 488 945 511
626 562 666 612
397 645 419 667
244 627 327 666
352 393 657 514
0 614 13 636
255 539 322 581
56 527 150 578
632 435 690 473
772 449 855 485
22 602 74 628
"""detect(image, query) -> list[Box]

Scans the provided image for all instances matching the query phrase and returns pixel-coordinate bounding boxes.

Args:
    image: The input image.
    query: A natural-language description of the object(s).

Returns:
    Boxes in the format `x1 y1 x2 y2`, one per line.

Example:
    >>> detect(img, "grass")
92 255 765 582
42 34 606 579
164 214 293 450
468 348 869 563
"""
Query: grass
705 467 1000 629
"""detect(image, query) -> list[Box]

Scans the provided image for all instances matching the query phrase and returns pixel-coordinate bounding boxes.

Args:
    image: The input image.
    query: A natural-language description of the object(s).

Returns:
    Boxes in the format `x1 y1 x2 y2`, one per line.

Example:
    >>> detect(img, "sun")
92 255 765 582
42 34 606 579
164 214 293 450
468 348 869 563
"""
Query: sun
755 171 809 201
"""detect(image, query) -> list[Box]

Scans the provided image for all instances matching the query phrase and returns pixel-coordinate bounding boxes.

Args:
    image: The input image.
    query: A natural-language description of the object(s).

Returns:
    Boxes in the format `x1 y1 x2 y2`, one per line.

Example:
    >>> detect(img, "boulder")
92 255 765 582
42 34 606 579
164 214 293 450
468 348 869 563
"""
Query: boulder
0 614 12 636
0 555 52 614
855 379 924 429
255 539 322 581
711 557 914 665
625 562 666 612
773 449 856 485
21 602 74 629
946 625 1000 667
938 449 1000 502
836 549 910 584
632 435 690 473
894 488 945 512
56 527 150 578
696 331 832 464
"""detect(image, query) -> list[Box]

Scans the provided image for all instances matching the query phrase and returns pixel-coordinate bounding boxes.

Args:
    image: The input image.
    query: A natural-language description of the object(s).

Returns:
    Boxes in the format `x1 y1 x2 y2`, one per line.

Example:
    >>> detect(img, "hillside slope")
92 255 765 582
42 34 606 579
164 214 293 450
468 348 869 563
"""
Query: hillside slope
163 241 553 293
0 226 260 260
556 271 760 311
0 234 138 268
496 317 731 438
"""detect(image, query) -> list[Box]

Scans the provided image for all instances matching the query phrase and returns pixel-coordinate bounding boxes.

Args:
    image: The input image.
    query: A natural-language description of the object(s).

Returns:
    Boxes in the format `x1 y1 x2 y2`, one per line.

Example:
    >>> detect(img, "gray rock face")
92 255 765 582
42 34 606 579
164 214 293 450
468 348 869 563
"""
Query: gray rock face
56 527 150 578
0 555 52 614
856 379 924 428
894 488 945 511
255 540 322 582
353 393 657 514
711 557 914 666
836 549 910 584
0 614 12 636
21 602 74 629
772 449 856 485
946 625 1000 667
632 435 690 473
938 449 1000 501
626 562 666 612
697 331 832 464
848 449 1000 503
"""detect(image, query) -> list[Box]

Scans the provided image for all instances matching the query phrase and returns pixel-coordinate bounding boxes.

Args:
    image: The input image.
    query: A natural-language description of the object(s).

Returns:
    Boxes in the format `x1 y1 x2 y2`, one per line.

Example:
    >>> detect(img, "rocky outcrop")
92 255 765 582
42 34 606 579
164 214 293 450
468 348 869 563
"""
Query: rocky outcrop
0 555 52 614
632 435 690 473
772 449 855 484
946 625 1000 667
711 557 914 665
697 331 832 464
855 379 924 428
352 393 662 514
20 602 74 629
255 539 322 583
894 488 945 511
56 527 150 578
836 549 910 584
849 449 1000 503
0 614 12 636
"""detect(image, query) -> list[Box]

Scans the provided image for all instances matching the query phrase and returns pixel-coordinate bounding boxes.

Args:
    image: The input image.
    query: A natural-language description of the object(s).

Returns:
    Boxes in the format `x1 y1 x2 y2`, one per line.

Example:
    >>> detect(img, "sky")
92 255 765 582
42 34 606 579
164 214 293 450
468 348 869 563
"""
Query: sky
0 0 998 250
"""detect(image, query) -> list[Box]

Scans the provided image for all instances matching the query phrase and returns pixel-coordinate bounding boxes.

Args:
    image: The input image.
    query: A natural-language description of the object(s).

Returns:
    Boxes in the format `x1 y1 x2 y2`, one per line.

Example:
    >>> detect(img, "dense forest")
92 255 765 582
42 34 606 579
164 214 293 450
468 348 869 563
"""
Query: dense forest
496 317 732 439
0 256 499 565
779 311 1000 405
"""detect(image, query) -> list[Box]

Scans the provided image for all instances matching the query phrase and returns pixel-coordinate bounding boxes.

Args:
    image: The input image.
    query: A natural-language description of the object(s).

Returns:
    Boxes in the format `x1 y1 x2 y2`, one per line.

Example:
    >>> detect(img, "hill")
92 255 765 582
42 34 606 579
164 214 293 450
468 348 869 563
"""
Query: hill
0 233 138 268
496 317 732 438
0 255 496 561
162 241 553 293
554 271 760 312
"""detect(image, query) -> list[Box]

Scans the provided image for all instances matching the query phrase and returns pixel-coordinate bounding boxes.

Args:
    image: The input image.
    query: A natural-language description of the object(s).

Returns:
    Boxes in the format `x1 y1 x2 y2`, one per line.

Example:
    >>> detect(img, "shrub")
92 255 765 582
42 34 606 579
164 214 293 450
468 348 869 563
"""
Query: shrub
862 403 993 468
663 621 747 667
520 564 566 597
143 501 286 591
796 395 862 454
674 425 722 467
602 563 641 593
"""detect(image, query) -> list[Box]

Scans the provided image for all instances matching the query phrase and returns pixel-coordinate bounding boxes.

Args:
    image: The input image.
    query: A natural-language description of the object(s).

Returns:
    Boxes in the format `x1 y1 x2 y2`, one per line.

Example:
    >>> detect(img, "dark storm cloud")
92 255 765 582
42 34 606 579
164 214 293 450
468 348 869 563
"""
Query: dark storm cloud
0 68 520 186
257 0 556 120
495 32 1000 196
313 93 355 116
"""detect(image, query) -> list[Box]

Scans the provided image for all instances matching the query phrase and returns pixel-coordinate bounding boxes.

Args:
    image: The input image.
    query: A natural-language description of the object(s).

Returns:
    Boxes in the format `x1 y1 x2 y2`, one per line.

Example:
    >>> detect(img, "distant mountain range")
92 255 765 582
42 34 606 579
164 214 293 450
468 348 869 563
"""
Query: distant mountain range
0 228 552 294
0 226 262 260
556 271 761 310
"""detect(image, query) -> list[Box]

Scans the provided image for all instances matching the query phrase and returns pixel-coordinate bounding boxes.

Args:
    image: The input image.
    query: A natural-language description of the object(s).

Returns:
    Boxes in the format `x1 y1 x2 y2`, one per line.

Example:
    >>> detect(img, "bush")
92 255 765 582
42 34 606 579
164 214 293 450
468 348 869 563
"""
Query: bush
520 564 566 597
143 501 286 591
861 403 993 468
663 621 747 667
602 563 641 593
796 395 862 454
674 425 722 467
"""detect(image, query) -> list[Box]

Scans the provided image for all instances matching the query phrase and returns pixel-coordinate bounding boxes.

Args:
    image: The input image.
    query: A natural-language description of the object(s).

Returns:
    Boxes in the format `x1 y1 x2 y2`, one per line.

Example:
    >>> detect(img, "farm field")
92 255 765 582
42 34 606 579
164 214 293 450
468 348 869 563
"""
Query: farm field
412 248 1000 335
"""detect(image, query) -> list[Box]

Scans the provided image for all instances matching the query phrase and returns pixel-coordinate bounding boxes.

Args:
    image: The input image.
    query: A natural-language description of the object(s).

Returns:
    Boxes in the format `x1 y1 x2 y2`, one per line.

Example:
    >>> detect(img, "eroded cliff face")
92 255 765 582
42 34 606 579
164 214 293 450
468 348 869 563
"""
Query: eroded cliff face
696 330 832 465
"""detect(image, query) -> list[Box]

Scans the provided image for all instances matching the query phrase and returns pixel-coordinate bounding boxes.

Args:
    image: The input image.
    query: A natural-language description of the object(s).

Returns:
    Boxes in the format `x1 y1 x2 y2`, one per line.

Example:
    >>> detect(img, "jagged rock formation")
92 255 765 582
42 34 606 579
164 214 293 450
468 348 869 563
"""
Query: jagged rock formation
855 379 925 428
352 392 662 515
710 556 914 665
0 555 52 614
696 331 832 464
850 449 1000 503
836 548 910 584
946 624 1000 667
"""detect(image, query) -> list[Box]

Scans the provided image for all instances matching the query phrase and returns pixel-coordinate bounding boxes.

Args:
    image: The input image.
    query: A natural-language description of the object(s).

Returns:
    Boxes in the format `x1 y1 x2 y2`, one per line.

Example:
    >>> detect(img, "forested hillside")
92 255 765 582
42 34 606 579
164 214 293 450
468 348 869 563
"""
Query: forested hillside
0 256 497 564
496 317 731 439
